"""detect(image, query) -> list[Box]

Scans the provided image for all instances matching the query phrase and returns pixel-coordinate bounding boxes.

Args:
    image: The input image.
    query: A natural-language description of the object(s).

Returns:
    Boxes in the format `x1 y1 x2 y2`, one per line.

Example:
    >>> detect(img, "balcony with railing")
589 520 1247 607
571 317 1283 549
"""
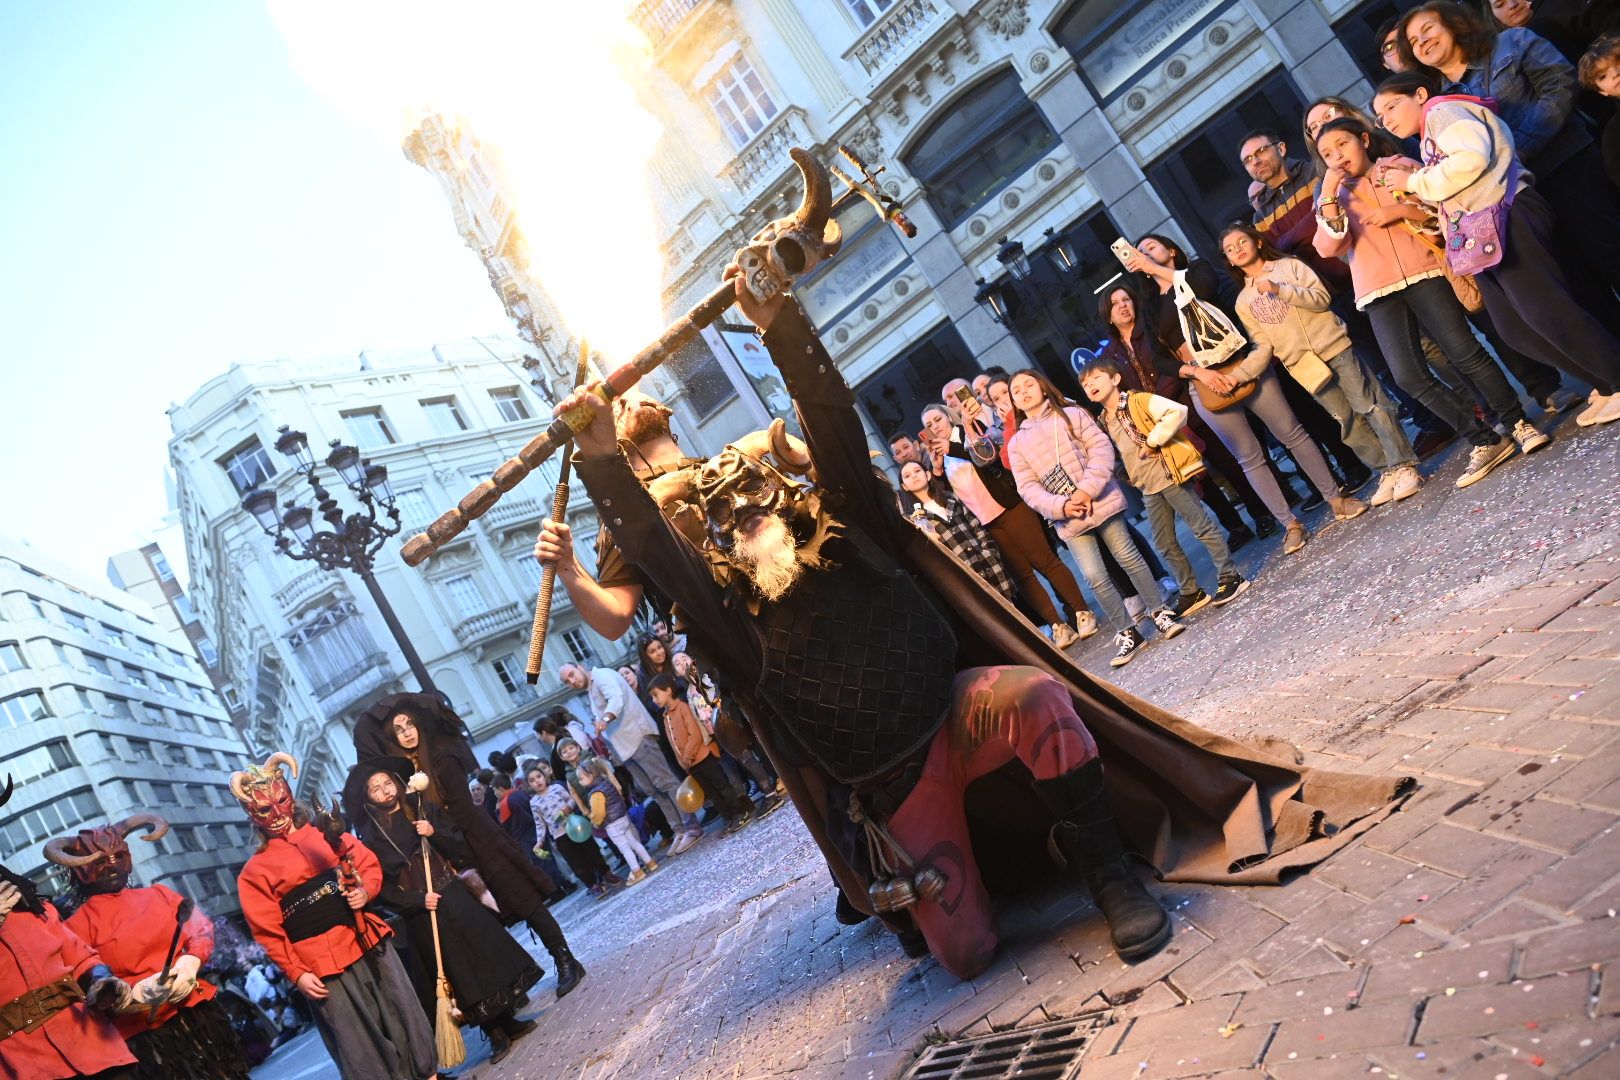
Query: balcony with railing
273 567 338 615
725 107 816 203
312 651 394 710
484 496 541 532
845 0 947 80
631 0 704 48
453 602 525 649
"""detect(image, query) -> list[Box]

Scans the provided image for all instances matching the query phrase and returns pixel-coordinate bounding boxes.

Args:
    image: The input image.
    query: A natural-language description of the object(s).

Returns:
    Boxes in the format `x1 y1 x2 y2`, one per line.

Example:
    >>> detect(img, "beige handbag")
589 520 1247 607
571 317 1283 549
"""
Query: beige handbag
1404 219 1484 312
1286 309 1336 394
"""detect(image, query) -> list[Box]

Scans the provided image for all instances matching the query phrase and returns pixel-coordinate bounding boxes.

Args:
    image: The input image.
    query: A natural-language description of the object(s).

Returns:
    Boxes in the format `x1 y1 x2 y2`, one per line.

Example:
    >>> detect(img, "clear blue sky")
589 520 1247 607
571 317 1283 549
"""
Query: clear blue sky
0 2 511 578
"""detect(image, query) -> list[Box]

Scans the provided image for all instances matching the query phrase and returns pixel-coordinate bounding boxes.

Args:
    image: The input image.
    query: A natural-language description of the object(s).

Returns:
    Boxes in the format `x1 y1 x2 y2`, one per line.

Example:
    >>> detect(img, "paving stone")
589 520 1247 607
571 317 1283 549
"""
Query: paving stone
1264 1054 1379 1079
1362 1036 1499 1078
1489 1015 1620 1077
1360 940 1517 1003
1244 875 1341 922
1267 998 1415 1061
1242 890 1365 977
1416 844 1560 934
1416 972 1594 1041
1449 682 1566 715
1542 606 1620 634
1520 918 1620 977
1390 654 1493 680
1537 746 1620 807
1570 1044 1620 1080
1398 821 1536 877
1266 944 1354 981
1081 1022 1272 1080
1475 715 1615 757
1313 845 1429 900
1484 799 1618 854
1523 656 1620 688
1364 787 1463 854
1463 901 1566 941
1229 971 1362 1026
1516 825 1620 913
1445 757 1575 830
1117 995 1242 1051
1425 745 1540 785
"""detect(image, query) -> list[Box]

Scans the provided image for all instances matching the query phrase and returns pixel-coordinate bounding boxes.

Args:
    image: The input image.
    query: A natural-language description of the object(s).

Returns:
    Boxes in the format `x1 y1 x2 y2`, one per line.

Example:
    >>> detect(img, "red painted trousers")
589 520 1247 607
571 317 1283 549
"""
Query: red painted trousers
886 665 1099 979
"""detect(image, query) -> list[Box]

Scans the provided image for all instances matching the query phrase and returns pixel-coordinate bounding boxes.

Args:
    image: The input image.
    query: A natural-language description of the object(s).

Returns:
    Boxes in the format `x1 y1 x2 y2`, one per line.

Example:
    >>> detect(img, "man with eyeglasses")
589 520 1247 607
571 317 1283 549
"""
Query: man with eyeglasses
1376 16 1409 73
1238 130 1378 502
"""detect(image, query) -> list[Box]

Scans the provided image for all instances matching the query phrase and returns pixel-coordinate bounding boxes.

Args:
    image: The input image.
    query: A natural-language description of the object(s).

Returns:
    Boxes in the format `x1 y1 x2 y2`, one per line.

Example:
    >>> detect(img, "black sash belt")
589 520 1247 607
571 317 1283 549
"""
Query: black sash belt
279 868 351 941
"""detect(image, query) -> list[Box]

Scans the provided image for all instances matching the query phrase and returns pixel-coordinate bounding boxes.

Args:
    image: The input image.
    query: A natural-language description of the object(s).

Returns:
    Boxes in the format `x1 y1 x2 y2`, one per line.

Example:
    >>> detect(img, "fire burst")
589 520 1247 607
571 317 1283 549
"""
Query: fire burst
268 0 666 362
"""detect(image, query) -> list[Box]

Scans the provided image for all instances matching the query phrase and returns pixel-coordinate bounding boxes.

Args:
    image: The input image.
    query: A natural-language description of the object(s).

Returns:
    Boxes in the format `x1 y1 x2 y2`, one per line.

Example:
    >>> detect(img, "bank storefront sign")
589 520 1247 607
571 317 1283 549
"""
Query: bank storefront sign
1079 0 1226 100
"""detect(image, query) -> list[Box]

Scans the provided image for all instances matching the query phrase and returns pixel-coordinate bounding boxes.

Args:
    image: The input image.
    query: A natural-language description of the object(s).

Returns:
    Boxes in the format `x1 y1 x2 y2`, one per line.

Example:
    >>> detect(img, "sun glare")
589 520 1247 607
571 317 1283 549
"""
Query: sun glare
267 0 666 362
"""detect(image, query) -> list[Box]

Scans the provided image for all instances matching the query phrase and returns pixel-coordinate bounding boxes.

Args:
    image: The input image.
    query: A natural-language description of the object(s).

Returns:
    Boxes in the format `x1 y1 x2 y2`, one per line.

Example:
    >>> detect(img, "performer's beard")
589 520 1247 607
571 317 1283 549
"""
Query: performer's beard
620 399 671 445
731 513 804 602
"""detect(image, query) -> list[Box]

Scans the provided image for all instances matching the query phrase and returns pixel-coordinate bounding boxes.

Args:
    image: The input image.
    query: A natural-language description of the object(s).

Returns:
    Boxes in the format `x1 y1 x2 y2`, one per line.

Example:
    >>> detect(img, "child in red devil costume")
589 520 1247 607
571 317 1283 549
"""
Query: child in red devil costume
231 753 437 1080
50 813 248 1079
0 776 138 1080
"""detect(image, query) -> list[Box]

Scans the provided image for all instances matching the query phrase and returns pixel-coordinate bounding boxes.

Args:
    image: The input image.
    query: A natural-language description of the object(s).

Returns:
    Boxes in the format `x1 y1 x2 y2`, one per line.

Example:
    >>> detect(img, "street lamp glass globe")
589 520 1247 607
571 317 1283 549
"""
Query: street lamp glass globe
242 489 281 533
363 463 393 504
327 443 364 487
282 505 316 544
1044 228 1081 275
973 278 1011 326
274 426 314 470
996 236 1032 281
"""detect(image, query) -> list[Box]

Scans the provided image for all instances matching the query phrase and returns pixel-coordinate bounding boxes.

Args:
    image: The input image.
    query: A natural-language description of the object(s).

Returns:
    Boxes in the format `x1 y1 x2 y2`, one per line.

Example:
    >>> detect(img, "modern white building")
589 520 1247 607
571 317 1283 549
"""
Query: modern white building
167 338 620 804
0 536 251 915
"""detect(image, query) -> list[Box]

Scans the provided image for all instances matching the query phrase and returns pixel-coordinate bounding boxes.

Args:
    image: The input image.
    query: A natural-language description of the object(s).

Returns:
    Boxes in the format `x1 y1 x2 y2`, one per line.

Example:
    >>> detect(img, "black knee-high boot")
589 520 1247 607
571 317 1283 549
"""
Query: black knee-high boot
1035 760 1171 961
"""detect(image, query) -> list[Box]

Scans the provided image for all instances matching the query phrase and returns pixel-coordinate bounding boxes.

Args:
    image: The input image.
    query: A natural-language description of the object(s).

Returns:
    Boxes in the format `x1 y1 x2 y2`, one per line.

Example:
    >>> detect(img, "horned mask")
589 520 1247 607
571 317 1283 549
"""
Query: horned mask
230 752 299 838
690 420 815 552
43 814 170 893
735 148 843 304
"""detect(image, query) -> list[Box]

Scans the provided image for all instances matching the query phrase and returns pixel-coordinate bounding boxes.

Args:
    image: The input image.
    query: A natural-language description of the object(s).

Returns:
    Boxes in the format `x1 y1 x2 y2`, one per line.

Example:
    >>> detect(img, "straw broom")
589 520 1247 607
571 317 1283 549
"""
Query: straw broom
421 828 466 1068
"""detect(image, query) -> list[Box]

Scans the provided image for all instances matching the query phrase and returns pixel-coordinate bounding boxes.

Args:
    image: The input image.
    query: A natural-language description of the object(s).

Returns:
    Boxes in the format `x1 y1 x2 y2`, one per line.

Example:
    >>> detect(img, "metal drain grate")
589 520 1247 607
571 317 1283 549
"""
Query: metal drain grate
901 1012 1110 1080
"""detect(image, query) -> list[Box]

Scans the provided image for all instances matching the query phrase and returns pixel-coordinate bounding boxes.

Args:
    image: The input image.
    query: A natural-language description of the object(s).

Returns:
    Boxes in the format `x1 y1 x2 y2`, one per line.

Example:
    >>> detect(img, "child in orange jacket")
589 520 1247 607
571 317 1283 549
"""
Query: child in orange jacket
648 674 752 836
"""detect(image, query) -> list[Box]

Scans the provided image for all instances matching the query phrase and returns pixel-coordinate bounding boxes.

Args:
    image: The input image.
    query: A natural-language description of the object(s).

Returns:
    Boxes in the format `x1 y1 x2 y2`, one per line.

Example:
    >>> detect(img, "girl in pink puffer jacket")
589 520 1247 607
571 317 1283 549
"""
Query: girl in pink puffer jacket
1006 369 1187 668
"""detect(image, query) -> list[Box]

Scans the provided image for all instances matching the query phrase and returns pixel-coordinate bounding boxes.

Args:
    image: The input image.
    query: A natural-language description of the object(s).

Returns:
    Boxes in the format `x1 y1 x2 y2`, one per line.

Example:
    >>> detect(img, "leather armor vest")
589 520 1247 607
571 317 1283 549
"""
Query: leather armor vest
756 560 957 784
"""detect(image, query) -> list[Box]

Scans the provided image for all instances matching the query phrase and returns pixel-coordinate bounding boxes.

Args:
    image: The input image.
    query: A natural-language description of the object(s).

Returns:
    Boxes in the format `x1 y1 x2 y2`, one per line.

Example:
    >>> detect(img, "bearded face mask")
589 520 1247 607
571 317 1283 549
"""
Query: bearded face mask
230 752 300 838
695 448 799 552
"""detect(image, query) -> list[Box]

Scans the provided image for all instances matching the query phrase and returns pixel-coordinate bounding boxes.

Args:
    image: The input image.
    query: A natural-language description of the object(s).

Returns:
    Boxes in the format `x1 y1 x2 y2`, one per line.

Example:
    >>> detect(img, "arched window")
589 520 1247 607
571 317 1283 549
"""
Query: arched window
902 70 1056 229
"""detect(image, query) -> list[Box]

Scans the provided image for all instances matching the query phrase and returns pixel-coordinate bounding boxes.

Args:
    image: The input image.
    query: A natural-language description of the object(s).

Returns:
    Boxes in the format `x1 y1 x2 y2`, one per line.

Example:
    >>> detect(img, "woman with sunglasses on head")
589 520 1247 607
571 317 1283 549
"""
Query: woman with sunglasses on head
1374 70 1620 426
1313 113 1556 485
1400 1 1620 338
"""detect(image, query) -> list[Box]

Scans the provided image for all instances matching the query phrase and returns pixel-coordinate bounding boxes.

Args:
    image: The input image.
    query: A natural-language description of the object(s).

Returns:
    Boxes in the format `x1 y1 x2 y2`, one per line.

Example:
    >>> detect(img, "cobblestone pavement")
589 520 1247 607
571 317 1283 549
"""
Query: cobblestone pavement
255 418 1620 1080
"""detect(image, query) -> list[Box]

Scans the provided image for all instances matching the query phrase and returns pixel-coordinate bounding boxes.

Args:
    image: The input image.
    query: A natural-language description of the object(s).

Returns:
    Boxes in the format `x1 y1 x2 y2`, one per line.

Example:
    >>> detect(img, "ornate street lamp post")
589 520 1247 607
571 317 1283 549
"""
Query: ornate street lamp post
241 426 436 694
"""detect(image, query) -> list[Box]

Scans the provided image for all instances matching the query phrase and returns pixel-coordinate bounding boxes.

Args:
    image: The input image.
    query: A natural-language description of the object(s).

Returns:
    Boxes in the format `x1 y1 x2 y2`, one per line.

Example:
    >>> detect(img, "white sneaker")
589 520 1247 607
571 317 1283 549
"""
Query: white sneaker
1150 608 1186 640
1050 622 1080 649
1597 393 1620 425
1367 470 1400 507
1074 611 1100 640
1511 419 1551 455
1576 390 1616 427
1456 438 1516 488
1390 464 1423 502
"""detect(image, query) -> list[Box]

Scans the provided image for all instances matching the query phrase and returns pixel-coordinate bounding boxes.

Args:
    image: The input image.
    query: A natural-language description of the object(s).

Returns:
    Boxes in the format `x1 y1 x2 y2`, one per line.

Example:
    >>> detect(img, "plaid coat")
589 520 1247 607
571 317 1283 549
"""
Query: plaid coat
897 488 1016 602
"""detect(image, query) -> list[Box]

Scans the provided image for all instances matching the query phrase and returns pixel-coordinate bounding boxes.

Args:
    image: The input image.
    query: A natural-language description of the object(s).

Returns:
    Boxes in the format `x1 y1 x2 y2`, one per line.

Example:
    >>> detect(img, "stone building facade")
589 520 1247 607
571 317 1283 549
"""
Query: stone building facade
166 339 617 803
622 0 1404 444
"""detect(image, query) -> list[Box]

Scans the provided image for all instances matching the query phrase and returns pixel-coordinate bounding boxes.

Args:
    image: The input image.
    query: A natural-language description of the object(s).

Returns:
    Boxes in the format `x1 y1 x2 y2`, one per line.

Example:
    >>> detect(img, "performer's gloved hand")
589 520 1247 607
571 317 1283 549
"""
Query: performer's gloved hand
724 261 787 332
0 881 21 928
166 954 203 1002
130 972 171 1010
80 966 134 1014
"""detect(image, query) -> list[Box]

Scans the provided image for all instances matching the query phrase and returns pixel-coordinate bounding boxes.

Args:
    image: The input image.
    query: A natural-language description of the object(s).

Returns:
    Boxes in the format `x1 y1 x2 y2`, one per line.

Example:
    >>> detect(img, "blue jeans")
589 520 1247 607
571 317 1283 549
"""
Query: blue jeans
1143 481 1237 598
1062 515 1164 632
1365 276 1524 446
1315 348 1418 471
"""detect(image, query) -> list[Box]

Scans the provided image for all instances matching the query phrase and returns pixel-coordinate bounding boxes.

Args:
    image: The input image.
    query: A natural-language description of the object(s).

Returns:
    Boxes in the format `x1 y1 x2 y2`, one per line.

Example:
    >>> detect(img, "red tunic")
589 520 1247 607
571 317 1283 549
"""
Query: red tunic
0 901 137 1080
237 824 389 983
65 885 217 1039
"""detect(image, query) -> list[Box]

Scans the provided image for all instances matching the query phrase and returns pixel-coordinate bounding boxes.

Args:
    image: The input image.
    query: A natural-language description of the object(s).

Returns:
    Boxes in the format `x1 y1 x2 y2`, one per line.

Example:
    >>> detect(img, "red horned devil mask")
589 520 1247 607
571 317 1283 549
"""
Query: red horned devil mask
230 752 299 838
43 813 169 893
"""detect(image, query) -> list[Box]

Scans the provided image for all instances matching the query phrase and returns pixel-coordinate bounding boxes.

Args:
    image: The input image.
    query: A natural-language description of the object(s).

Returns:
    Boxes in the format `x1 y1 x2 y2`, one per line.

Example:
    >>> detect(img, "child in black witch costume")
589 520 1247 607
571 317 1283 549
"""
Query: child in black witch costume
343 759 542 1066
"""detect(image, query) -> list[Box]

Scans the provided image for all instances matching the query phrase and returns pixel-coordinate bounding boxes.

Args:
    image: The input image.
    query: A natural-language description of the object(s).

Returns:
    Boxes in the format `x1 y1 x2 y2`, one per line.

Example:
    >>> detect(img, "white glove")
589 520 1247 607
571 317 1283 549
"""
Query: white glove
167 954 202 1003
129 973 170 1010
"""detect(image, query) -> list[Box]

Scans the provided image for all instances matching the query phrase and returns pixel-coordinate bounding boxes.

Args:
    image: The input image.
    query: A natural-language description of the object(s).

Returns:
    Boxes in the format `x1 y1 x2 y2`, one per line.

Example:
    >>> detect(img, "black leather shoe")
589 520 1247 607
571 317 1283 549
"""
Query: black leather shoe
1254 516 1280 539
1224 524 1255 551
896 927 931 958
834 887 870 926
487 1026 514 1065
